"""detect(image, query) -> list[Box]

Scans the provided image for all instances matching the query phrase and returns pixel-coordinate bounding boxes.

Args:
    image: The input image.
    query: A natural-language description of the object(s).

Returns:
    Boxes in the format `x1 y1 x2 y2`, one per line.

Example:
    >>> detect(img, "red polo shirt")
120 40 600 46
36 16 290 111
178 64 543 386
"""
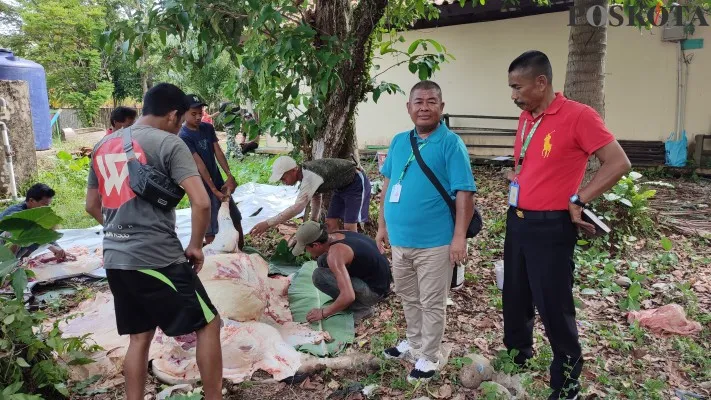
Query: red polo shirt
514 92 615 211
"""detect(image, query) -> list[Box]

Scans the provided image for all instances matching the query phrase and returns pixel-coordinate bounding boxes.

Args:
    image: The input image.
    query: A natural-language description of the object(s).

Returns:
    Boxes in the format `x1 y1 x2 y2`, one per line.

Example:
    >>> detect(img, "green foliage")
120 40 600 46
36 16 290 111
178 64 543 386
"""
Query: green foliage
617 262 651 311
27 150 96 229
0 1 20 37
10 0 114 124
0 300 101 398
105 0 455 154
61 64 115 126
0 203 98 398
480 381 509 400
0 206 63 299
108 51 144 104
588 171 658 249
162 49 238 109
230 154 278 186
491 349 521 375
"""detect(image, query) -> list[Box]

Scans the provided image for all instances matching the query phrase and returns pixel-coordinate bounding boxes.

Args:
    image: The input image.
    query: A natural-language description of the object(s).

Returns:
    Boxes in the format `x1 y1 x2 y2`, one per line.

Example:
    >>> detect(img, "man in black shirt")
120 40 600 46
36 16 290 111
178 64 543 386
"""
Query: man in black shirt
179 95 244 249
291 221 391 324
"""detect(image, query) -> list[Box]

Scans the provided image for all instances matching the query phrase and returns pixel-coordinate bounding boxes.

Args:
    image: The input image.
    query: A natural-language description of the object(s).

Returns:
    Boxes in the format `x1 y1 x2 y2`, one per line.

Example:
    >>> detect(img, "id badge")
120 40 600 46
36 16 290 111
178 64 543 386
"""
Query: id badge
389 183 402 203
508 181 519 207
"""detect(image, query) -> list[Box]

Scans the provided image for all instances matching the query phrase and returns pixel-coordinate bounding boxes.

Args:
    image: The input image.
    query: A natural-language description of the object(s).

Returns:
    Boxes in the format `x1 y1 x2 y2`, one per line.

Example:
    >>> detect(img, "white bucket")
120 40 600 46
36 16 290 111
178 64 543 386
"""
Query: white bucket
494 260 504 290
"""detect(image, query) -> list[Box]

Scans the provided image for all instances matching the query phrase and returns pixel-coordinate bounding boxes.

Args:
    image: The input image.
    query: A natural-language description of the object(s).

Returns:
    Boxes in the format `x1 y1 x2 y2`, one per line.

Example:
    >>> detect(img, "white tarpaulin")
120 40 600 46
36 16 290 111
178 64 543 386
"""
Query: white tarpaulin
25 182 301 283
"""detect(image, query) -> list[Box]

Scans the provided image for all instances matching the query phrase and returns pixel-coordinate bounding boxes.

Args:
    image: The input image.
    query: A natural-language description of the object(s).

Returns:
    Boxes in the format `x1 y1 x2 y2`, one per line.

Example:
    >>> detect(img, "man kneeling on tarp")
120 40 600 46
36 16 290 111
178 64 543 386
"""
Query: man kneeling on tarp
291 221 392 325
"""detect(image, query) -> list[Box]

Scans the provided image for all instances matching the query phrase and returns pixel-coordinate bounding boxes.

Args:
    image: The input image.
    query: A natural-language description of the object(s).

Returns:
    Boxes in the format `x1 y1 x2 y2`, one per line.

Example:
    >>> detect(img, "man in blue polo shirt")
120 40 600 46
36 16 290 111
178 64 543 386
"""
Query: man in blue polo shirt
376 80 476 383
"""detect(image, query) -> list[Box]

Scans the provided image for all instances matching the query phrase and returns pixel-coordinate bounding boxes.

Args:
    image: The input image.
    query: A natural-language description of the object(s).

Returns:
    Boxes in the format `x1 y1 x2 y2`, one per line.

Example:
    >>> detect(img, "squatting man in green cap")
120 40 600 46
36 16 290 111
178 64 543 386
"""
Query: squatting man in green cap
249 155 372 236
291 221 392 324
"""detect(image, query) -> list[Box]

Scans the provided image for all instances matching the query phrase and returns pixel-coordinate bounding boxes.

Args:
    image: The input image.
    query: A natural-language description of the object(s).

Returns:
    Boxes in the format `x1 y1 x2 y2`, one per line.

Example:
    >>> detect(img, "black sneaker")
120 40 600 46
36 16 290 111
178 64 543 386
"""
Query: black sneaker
406 358 440 383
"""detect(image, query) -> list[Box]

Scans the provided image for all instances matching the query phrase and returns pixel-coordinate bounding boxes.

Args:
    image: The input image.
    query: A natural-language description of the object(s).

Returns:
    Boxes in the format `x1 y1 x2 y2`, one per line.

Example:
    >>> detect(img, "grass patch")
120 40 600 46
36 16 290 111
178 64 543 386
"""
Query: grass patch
3 149 279 229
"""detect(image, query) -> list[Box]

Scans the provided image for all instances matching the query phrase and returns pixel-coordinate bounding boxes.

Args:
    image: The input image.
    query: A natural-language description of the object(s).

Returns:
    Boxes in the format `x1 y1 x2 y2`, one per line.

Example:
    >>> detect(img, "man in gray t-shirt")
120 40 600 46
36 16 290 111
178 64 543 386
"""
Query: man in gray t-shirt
84 83 224 400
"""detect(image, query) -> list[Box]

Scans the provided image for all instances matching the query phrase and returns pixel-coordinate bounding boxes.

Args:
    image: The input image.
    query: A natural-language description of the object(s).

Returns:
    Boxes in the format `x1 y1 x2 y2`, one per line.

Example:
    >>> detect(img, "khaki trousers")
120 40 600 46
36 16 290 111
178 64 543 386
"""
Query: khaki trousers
391 245 452 363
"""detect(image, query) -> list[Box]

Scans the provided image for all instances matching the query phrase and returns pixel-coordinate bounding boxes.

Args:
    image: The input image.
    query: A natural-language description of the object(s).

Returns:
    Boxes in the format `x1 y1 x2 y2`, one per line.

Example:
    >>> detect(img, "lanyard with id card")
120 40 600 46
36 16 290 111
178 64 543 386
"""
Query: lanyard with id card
509 116 544 207
390 136 427 203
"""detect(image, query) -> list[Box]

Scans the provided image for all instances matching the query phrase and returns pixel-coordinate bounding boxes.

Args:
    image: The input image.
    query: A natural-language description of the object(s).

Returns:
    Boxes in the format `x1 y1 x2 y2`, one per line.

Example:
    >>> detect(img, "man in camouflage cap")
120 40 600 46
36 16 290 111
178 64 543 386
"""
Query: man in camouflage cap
250 156 372 235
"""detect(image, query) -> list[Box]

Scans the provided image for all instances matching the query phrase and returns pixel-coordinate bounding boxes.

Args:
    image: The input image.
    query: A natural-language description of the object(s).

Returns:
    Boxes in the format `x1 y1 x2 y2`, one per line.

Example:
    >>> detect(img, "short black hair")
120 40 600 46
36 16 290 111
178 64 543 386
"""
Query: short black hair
141 83 190 118
110 106 138 127
410 80 442 100
508 50 553 83
25 183 55 202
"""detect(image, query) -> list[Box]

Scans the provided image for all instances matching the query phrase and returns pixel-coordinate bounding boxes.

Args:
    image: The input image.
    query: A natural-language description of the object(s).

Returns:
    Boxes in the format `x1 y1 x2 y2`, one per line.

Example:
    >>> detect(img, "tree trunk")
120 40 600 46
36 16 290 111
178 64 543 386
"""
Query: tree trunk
305 0 386 221
141 72 149 96
564 0 608 185
310 0 388 162
0 80 38 199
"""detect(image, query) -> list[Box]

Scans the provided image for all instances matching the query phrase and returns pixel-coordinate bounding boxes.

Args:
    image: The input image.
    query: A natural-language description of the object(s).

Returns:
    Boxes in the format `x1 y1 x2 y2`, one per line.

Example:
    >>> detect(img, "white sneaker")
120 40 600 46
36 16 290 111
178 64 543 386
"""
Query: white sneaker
407 358 440 383
383 340 415 362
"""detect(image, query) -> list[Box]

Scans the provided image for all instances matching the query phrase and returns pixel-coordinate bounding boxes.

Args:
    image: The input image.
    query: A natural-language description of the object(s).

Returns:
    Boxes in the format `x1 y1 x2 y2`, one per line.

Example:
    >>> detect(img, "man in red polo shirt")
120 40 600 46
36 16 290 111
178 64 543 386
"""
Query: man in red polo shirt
504 50 631 400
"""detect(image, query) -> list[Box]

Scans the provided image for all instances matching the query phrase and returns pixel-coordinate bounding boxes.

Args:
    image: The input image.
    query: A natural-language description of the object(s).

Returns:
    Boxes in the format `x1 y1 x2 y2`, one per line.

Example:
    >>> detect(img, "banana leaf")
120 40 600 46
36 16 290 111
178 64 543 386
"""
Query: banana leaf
287 261 354 357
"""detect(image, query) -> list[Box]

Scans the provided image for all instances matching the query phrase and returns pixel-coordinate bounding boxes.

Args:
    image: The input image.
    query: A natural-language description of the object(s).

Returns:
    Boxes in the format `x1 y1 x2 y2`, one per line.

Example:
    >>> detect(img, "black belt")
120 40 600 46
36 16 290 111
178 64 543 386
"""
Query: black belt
509 207 569 220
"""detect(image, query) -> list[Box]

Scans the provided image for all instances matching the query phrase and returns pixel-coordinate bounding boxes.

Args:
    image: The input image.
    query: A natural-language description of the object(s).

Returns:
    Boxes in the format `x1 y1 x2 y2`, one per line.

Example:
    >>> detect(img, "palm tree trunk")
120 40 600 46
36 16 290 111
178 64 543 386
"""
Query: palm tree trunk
564 0 608 184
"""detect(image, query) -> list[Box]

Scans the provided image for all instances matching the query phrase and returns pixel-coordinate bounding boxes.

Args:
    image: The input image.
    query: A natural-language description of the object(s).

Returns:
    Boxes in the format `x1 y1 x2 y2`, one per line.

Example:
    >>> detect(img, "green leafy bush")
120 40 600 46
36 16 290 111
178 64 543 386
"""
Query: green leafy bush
588 171 659 250
0 207 99 398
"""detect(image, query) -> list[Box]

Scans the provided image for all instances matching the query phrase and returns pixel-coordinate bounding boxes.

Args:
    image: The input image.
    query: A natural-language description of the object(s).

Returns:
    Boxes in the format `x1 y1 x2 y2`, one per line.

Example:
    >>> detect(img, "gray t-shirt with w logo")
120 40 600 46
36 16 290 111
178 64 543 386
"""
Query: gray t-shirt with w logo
87 124 199 270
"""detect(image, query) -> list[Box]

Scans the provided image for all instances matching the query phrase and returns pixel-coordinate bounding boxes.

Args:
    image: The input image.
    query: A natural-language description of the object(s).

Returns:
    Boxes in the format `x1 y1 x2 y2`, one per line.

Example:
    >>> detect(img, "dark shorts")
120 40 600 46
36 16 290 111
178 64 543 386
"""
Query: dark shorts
207 193 242 237
106 262 218 336
326 171 372 224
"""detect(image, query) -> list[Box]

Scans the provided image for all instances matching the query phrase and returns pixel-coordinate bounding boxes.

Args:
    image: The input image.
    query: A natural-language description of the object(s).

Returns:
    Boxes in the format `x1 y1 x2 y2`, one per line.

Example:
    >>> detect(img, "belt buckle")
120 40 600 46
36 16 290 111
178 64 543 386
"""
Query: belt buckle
516 209 524 218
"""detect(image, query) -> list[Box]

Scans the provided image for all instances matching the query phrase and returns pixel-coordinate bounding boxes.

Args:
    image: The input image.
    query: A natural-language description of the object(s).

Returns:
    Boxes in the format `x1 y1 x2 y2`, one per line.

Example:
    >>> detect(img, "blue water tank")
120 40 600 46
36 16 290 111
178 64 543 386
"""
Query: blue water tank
0 48 52 150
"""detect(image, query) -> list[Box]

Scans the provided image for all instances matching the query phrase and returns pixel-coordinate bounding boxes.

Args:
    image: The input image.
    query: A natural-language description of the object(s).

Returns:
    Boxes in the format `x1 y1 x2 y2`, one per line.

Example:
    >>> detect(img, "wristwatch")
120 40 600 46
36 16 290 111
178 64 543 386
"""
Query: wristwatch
570 194 586 208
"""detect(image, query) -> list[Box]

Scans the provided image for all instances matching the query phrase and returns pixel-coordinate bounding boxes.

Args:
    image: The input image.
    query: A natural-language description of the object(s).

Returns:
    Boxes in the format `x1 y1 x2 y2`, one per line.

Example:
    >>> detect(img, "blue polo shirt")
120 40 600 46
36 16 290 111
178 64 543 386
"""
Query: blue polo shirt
380 123 476 248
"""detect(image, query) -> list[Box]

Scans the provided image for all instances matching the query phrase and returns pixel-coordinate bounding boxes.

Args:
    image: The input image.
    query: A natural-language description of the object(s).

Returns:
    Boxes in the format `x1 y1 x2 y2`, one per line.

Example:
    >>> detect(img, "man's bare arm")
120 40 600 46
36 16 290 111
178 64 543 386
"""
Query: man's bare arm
578 141 631 203
453 191 474 239
377 178 389 229
321 245 356 317
181 176 211 250
191 153 224 198
213 142 234 182
85 188 103 224
449 190 474 264
266 193 310 227
375 178 390 253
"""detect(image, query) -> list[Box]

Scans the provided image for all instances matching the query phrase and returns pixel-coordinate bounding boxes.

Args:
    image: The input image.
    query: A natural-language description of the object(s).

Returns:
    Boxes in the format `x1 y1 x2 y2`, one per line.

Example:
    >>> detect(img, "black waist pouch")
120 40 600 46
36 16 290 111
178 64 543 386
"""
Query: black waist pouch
123 128 185 210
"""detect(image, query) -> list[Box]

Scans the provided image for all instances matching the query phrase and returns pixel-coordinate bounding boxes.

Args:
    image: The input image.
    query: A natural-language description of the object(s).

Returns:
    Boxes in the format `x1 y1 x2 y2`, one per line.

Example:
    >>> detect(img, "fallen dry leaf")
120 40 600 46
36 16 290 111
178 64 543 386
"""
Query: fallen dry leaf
300 377 320 390
438 383 453 399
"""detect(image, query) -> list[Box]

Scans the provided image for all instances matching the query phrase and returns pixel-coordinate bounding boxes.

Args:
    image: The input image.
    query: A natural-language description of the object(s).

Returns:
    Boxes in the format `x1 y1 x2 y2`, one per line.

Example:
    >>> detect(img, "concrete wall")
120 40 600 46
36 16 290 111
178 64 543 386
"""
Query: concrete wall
265 11 711 154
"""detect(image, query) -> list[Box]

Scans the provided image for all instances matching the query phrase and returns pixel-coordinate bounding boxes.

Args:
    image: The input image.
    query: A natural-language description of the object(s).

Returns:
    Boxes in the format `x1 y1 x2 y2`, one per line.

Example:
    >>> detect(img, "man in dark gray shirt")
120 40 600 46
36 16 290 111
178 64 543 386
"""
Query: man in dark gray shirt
0 183 67 260
84 83 223 400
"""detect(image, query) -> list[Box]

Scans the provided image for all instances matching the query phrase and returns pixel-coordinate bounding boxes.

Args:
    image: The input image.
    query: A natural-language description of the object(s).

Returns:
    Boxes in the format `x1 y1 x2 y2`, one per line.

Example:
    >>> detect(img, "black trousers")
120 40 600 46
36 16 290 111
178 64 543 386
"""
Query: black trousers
503 207 583 394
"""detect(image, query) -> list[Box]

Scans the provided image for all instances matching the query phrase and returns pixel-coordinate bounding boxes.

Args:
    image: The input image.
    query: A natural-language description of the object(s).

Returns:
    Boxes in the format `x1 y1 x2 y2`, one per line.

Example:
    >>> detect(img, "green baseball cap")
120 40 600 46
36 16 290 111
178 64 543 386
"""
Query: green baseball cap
291 221 325 256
